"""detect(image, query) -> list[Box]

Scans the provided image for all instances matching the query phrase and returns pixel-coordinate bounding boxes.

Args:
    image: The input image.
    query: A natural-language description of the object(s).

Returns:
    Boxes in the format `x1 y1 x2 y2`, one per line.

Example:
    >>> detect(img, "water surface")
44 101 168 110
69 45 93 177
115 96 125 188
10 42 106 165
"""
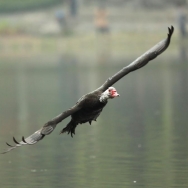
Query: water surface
0 57 188 188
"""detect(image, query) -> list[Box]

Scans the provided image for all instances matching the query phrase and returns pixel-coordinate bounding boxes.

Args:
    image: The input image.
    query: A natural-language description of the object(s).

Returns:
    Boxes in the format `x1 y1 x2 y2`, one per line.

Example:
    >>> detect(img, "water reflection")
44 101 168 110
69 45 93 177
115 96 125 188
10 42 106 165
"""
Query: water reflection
0 57 188 188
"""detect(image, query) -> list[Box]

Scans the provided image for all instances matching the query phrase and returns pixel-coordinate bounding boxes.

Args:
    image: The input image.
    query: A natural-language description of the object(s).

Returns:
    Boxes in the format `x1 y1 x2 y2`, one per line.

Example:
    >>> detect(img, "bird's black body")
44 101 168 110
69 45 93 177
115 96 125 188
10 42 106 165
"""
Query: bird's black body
61 90 107 136
2 26 174 154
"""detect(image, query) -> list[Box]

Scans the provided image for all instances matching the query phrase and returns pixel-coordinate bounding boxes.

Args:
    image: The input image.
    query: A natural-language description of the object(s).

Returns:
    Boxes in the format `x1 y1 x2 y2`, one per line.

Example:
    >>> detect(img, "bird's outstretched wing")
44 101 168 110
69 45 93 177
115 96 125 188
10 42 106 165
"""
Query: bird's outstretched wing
97 26 174 92
1 103 82 154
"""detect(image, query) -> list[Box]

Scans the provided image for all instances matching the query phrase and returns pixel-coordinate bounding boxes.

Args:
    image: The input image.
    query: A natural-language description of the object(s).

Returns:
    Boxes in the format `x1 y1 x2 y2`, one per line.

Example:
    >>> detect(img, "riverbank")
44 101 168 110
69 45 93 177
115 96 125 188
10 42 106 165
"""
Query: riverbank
0 30 178 61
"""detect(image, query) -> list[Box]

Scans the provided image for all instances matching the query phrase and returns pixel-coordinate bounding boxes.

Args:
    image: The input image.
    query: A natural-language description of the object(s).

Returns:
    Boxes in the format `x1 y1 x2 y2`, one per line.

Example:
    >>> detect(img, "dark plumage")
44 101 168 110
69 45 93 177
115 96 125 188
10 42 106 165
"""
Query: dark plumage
1 26 174 154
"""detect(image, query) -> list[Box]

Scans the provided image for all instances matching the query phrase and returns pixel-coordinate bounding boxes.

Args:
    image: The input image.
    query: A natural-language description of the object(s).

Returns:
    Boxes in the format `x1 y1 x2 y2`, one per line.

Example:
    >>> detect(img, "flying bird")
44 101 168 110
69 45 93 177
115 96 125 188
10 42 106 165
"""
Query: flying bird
2 26 174 154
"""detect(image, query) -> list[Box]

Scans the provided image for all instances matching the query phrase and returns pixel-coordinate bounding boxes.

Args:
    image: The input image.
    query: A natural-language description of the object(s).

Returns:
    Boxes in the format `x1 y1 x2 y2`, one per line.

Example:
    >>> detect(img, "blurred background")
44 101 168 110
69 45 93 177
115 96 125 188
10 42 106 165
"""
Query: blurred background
0 0 188 188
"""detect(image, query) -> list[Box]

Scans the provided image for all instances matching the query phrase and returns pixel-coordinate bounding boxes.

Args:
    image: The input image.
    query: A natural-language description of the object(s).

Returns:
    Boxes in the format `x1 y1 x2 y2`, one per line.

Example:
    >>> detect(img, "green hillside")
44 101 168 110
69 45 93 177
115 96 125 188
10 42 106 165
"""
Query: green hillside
0 0 62 13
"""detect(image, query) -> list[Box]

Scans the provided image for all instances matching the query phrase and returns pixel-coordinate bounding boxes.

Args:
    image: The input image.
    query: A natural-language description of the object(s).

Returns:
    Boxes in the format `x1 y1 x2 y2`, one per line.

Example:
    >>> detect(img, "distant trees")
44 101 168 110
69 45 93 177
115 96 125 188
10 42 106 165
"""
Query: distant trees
138 0 187 8
0 0 187 13
0 0 63 13
90 0 187 8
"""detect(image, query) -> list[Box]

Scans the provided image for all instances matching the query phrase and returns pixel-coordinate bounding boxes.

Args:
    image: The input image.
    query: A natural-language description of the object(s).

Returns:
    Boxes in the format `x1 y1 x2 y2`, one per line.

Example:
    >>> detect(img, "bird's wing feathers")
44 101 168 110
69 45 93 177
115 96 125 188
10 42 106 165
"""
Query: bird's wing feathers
97 26 174 92
1 102 83 154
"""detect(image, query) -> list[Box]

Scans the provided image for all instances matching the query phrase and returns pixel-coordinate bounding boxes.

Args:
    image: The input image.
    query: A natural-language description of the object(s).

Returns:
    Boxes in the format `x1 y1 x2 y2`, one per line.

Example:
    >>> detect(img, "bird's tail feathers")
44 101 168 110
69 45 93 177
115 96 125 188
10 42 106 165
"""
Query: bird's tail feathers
60 120 78 137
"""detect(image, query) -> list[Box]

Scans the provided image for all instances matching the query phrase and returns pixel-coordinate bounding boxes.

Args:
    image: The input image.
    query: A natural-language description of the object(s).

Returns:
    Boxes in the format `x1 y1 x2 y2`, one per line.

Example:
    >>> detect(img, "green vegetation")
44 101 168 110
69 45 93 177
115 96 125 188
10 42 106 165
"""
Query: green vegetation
0 0 62 13
0 20 24 35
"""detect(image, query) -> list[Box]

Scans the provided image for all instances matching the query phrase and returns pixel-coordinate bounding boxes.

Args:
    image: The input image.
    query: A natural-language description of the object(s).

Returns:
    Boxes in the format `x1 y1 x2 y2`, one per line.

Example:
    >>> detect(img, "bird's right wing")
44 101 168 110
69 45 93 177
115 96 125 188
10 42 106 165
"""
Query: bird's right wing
97 26 174 92
1 102 83 154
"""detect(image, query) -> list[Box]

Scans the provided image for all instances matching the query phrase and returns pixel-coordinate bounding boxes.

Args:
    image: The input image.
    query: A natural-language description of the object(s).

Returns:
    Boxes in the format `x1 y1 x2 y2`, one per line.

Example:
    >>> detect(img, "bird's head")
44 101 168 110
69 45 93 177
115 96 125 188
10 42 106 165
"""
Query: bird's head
99 87 120 102
107 87 120 98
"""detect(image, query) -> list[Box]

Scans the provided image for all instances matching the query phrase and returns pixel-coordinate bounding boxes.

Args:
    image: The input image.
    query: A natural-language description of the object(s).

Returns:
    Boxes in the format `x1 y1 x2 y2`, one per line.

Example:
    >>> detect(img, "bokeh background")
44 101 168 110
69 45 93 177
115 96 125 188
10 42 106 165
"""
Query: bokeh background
0 1 188 188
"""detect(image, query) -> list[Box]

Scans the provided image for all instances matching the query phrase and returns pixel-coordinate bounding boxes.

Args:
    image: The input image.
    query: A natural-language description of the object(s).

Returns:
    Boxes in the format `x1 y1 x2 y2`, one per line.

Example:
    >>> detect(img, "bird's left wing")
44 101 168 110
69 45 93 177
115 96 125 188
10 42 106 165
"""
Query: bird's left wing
1 102 83 154
97 26 174 92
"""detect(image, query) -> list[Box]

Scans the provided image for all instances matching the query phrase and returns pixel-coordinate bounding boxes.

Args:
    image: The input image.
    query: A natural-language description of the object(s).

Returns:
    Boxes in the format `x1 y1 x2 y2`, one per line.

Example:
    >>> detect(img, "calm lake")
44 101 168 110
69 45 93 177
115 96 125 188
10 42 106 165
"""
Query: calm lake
0 55 188 188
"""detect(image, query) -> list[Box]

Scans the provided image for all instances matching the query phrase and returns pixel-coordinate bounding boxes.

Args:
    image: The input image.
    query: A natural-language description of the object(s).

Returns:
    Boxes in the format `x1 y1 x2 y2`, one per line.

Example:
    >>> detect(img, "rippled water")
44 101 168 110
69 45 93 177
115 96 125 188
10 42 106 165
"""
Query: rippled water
0 57 188 188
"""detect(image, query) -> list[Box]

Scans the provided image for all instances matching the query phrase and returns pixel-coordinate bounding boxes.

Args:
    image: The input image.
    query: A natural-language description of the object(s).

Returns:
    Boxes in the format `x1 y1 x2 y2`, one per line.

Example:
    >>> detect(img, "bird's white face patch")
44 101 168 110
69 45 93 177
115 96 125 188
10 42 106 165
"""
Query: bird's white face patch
108 87 120 98
99 87 120 102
